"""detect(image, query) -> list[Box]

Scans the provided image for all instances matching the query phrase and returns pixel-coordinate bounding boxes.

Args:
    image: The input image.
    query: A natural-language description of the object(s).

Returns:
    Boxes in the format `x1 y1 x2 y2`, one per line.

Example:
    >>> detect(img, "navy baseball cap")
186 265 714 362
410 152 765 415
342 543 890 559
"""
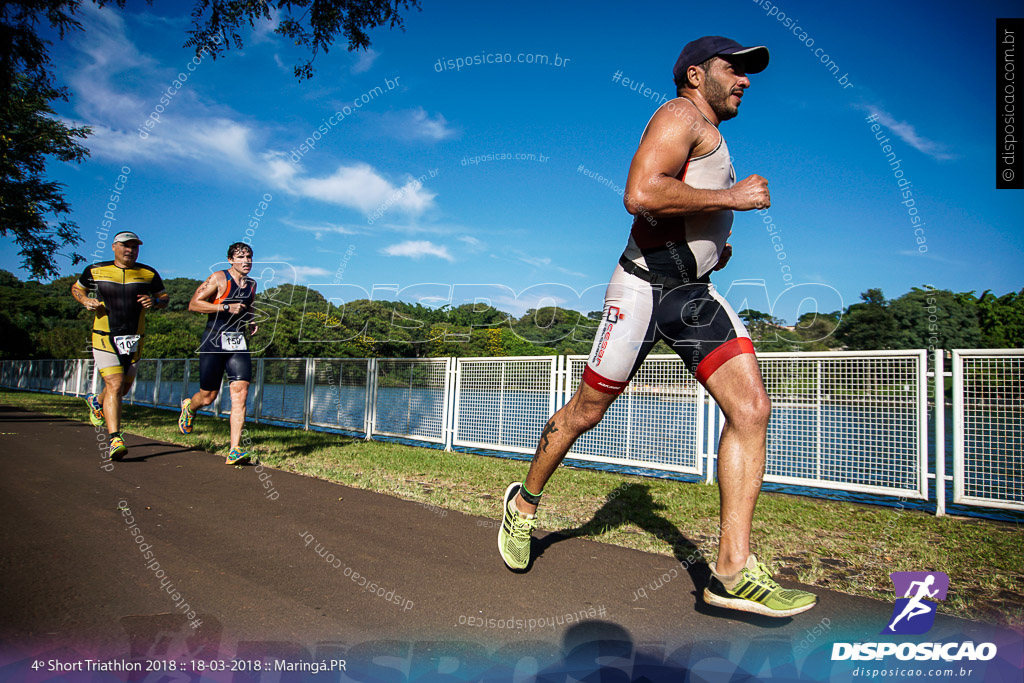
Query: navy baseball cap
673 36 769 83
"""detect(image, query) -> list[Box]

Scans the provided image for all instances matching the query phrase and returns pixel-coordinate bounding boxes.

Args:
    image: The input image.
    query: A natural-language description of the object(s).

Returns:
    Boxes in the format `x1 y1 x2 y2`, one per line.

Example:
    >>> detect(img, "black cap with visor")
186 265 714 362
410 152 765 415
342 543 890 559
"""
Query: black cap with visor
673 36 769 84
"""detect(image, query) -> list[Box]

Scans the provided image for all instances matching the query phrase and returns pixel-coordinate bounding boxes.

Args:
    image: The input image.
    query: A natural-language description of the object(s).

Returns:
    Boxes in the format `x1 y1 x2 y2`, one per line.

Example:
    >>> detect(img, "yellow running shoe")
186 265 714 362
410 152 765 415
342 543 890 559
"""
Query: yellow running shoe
225 448 250 466
86 393 105 427
108 433 127 461
497 482 537 571
178 398 195 434
704 555 817 617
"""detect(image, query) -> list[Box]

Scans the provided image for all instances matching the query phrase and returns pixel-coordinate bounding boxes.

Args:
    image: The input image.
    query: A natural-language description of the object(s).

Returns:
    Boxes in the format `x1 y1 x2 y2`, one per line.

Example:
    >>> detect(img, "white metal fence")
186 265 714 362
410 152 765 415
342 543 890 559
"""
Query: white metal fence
757 351 928 499
453 356 557 453
2 350 1021 514
564 356 703 475
952 350 1024 511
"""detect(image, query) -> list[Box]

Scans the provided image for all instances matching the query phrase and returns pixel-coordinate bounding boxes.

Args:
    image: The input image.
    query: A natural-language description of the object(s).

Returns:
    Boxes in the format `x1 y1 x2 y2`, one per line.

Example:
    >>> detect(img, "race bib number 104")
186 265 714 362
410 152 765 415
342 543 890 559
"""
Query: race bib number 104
113 334 141 355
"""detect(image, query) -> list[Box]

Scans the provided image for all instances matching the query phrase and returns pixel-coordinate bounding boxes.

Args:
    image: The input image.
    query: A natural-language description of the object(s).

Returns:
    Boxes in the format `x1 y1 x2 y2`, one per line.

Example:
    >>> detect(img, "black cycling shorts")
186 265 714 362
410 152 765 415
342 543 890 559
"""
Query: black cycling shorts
583 262 755 394
198 351 252 391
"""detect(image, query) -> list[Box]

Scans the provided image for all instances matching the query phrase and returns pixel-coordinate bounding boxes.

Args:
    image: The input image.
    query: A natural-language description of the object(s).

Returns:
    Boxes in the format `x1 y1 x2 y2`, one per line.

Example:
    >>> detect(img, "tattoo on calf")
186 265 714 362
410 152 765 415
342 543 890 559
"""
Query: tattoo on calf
539 420 559 453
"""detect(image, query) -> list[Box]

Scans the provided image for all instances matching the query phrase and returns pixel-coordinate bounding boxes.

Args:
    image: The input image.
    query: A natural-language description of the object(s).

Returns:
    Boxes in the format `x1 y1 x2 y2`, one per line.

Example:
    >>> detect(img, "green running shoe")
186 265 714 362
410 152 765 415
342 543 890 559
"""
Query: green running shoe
225 448 251 466
108 433 127 461
497 482 537 571
86 393 105 427
704 554 817 618
178 398 195 434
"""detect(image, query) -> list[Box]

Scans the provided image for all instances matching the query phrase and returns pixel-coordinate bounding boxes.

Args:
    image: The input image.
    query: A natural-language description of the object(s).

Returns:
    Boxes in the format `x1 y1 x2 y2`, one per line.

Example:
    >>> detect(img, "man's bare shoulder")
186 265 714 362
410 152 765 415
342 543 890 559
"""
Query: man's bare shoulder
643 97 719 153
195 270 227 298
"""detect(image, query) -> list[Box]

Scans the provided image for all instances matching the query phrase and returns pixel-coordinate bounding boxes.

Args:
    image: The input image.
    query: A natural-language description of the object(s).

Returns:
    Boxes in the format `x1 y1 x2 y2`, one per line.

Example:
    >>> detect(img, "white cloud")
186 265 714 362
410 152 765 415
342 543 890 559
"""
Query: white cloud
512 250 551 268
252 15 281 44
897 250 963 265
865 104 954 161
510 249 584 278
351 48 379 74
374 107 456 141
294 163 437 215
133 11 190 30
362 220 457 235
190 118 259 165
65 5 438 220
282 217 360 239
77 117 262 171
68 5 153 123
292 265 333 283
458 235 486 252
382 240 454 261
78 3 153 72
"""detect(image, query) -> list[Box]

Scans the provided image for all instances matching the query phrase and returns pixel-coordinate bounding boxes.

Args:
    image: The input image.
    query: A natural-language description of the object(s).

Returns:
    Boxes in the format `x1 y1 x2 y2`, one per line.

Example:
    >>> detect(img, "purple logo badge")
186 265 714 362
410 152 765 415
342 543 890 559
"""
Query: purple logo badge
882 571 949 635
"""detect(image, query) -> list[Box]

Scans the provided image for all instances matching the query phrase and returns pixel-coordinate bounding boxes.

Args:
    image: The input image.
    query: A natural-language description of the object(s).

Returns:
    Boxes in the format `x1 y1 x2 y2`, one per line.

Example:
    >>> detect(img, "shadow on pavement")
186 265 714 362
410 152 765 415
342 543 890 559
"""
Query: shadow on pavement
0 405 78 422
119 444 207 462
534 483 793 628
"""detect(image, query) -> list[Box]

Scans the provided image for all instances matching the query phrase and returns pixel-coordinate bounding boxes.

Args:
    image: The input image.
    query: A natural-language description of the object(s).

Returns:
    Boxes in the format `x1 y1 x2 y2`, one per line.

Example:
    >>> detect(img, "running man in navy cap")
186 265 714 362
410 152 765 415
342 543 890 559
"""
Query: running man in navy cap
498 36 817 617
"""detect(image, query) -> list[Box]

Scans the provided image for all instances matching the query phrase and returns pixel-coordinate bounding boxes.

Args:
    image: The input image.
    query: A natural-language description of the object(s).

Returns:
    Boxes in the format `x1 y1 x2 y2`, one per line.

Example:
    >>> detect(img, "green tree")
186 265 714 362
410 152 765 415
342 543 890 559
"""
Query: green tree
424 322 468 357
967 289 1024 348
0 310 35 359
162 277 203 312
836 289 900 350
0 2 109 278
143 311 206 358
790 310 842 351
34 324 89 358
505 328 557 356
889 287 981 351
512 307 587 346
0 269 90 358
444 302 506 328
738 308 800 351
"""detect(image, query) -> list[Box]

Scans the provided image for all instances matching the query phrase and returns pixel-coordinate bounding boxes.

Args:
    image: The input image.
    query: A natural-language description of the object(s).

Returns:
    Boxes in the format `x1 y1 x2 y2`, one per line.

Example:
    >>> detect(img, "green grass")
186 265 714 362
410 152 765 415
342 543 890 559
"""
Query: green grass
4 389 1023 632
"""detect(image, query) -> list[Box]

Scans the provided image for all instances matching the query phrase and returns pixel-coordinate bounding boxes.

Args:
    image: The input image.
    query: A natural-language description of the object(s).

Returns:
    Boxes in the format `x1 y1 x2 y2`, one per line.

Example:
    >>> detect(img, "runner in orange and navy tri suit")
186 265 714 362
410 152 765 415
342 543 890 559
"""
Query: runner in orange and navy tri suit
71 231 168 460
497 36 817 618
178 242 258 465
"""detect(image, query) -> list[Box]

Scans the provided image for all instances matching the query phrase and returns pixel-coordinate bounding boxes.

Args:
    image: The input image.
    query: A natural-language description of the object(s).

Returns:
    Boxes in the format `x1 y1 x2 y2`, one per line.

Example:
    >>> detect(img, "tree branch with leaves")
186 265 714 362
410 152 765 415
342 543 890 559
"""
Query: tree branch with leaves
184 0 420 79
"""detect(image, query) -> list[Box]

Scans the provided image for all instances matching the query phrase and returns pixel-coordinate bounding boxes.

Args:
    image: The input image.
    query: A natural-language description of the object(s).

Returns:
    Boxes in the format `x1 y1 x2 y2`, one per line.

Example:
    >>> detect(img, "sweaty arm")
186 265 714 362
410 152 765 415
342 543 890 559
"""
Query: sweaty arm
623 102 770 217
189 272 240 315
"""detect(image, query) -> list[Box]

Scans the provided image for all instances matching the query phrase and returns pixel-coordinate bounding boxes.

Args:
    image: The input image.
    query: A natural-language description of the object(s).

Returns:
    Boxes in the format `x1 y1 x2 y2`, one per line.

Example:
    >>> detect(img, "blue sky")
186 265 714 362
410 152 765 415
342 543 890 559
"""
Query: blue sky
8 0 1022 323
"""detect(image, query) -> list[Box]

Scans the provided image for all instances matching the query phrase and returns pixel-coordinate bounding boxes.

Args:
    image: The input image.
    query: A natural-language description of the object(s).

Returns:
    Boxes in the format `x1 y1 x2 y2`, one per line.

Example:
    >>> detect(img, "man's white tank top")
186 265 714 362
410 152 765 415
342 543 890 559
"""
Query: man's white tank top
621 98 736 282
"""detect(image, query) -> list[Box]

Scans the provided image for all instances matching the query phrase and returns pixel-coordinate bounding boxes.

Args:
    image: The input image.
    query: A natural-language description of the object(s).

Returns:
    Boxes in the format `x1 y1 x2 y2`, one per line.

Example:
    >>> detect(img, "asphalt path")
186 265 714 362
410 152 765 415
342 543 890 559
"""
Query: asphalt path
0 404 1021 681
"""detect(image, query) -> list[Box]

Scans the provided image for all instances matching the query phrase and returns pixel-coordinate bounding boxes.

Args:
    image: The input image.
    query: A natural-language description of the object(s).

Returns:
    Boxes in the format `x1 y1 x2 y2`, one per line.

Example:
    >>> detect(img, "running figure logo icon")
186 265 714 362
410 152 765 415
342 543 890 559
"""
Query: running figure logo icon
883 571 949 635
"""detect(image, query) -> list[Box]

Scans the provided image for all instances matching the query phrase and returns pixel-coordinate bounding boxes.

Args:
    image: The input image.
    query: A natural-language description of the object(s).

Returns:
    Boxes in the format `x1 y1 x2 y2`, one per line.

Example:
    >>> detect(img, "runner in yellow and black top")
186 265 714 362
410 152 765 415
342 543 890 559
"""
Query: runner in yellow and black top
71 231 168 460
